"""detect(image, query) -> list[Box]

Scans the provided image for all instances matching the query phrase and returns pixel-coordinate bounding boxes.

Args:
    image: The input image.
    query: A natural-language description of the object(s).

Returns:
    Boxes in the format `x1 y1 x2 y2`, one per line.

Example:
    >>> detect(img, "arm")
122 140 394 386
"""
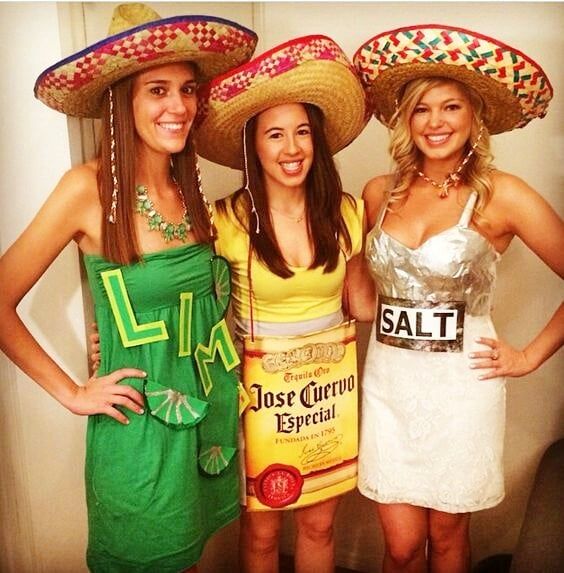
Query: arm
344 197 375 321
344 176 393 321
471 174 564 379
344 253 375 322
363 174 393 229
0 167 145 423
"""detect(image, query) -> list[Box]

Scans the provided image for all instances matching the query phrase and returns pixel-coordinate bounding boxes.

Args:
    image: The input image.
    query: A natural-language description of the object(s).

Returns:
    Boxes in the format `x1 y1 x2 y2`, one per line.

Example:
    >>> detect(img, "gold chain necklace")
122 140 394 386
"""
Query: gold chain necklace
269 204 306 223
415 123 484 199
135 184 192 242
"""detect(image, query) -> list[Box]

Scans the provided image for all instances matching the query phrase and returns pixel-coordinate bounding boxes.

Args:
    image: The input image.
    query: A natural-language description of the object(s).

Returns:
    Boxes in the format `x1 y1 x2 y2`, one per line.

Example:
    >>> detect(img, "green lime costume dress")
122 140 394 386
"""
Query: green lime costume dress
83 243 239 572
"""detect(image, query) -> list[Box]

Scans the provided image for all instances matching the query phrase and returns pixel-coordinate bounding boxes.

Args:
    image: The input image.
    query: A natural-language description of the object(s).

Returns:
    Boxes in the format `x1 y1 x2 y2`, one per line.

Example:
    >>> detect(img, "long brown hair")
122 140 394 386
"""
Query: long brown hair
97 65 212 264
217 103 353 278
388 77 494 215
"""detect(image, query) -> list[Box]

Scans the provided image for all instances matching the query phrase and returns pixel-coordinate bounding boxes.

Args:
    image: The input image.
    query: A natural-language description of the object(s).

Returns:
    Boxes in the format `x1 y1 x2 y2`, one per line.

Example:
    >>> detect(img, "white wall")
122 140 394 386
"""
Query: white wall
1 2 562 573
0 2 89 572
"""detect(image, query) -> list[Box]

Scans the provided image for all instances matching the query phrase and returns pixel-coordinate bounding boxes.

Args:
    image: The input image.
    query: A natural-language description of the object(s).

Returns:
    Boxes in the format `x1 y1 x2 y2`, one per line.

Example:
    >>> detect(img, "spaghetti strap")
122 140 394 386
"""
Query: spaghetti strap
458 191 478 227
374 193 391 230
374 174 402 230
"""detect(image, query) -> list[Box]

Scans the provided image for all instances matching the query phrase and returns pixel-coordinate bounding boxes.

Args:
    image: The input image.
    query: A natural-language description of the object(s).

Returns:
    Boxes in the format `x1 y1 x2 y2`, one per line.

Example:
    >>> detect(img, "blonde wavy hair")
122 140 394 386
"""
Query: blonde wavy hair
387 77 495 220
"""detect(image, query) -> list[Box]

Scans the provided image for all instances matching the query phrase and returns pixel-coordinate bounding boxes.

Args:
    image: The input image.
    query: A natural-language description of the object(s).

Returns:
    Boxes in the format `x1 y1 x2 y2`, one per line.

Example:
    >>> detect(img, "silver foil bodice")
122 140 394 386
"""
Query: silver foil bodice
366 192 500 317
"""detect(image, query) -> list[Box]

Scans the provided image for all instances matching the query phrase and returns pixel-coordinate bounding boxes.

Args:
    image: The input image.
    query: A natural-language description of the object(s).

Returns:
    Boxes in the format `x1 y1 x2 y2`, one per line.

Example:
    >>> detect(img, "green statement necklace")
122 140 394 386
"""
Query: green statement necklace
135 184 192 242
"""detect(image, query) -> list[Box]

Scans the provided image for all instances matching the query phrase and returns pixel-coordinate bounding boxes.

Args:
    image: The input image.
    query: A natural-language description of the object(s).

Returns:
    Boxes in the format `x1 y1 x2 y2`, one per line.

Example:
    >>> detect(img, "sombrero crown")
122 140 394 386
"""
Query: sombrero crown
34 3 258 118
353 24 553 134
196 35 367 169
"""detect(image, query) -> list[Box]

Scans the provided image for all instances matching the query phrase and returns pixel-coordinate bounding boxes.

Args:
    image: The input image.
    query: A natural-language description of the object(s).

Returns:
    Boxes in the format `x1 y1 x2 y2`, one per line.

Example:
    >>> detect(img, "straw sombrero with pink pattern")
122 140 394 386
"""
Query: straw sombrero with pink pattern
34 3 258 118
196 35 367 169
353 24 553 133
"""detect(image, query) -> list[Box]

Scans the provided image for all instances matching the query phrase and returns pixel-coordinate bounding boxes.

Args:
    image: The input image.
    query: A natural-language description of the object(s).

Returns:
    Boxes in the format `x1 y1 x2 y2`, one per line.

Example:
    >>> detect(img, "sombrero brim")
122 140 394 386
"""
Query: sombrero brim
197 36 368 170
34 14 258 118
354 24 553 134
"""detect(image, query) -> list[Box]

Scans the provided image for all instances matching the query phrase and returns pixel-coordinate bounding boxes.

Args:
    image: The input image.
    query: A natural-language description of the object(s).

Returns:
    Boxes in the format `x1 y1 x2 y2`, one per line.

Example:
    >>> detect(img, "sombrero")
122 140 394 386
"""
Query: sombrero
353 24 553 134
34 3 258 118
196 35 367 169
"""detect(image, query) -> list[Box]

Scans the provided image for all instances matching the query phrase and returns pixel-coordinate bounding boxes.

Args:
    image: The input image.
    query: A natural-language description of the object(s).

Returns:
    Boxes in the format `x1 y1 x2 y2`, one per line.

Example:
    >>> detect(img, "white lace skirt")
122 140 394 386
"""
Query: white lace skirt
358 314 506 513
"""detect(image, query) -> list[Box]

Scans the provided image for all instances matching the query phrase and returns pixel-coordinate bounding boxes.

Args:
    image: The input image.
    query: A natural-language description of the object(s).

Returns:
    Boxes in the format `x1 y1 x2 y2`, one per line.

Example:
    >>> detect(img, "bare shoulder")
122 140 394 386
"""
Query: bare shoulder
483 170 563 262
362 174 393 202
27 160 103 250
48 161 102 232
496 170 563 274
488 169 558 225
0 161 102 284
55 160 98 203
362 174 393 227
489 169 535 201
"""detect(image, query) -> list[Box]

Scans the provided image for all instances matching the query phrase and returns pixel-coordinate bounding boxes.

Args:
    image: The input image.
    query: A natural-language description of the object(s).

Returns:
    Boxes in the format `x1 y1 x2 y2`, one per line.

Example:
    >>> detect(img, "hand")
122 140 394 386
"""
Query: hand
68 368 147 425
89 322 101 373
469 337 533 380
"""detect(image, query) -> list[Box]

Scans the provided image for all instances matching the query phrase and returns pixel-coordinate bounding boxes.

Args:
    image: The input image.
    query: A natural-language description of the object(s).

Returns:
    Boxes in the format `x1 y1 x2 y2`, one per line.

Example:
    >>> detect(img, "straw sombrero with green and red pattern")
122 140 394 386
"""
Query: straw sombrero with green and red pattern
34 3 258 118
196 35 368 170
353 24 553 133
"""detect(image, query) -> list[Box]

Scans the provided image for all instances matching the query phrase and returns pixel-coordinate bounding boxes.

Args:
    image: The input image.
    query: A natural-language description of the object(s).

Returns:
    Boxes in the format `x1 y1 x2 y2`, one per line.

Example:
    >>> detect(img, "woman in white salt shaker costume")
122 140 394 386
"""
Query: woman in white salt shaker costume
353 24 564 573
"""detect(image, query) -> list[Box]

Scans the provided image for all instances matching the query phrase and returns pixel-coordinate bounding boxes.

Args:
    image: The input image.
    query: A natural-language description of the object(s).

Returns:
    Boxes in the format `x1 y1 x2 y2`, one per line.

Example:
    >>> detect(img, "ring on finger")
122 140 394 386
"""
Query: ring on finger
491 349 499 361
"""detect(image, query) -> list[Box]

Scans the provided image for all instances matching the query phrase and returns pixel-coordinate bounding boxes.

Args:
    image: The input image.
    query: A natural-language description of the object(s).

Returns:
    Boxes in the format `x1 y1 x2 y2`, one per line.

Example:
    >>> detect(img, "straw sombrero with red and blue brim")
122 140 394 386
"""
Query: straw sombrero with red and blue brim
34 3 258 118
196 35 368 170
353 24 553 134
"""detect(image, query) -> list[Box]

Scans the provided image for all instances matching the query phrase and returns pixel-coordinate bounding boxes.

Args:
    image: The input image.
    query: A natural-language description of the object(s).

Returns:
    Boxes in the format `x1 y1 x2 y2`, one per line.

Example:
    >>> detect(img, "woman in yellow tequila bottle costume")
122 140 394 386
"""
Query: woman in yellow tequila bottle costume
0 4 257 571
196 36 370 573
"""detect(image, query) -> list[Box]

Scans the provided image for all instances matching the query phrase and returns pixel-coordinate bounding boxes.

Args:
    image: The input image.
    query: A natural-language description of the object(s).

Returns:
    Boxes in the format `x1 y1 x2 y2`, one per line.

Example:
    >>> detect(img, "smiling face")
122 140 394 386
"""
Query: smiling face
132 62 197 157
254 102 314 194
409 80 473 166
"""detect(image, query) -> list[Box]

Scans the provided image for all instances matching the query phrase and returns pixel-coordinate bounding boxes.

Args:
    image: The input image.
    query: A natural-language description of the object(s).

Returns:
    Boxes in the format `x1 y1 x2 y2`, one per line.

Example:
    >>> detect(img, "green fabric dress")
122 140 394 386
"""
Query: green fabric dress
83 243 240 572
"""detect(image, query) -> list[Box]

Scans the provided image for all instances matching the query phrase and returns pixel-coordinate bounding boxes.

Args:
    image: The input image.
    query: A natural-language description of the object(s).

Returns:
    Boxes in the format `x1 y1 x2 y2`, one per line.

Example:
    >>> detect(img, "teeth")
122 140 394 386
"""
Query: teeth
426 134 450 143
281 161 301 172
159 122 184 131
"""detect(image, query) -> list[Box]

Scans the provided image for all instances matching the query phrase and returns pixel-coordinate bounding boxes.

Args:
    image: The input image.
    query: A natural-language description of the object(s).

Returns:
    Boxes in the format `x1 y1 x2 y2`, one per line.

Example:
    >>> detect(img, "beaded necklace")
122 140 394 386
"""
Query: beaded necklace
135 184 191 242
415 123 484 199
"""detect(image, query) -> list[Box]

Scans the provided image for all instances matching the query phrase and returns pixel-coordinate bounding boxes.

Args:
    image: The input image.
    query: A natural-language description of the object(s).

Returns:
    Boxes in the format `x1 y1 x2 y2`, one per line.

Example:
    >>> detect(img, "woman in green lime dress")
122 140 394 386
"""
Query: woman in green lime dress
0 4 257 572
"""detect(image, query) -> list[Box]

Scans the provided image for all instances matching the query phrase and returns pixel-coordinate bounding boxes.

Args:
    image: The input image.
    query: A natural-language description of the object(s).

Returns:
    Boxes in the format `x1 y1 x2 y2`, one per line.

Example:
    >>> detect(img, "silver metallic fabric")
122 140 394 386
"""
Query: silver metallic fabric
366 223 499 317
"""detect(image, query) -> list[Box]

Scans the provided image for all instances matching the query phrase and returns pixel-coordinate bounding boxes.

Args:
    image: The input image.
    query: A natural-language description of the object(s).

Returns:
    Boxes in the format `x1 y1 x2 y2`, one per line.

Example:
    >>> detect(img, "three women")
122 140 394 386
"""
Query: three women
2 7 562 573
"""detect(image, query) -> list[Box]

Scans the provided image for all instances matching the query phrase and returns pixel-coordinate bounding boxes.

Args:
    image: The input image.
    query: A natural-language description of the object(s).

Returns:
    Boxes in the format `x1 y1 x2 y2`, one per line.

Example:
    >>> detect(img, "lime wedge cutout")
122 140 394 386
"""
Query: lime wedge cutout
198 445 237 475
211 255 231 317
145 379 208 428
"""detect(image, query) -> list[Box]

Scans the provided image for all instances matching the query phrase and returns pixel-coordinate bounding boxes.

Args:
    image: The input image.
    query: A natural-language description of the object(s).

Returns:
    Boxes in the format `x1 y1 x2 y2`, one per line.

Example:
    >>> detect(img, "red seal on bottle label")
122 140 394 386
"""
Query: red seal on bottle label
254 463 304 508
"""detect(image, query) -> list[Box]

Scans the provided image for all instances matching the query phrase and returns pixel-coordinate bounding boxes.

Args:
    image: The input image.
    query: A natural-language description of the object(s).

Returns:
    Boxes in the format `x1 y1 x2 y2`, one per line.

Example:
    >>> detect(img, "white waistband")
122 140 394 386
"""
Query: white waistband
235 310 344 340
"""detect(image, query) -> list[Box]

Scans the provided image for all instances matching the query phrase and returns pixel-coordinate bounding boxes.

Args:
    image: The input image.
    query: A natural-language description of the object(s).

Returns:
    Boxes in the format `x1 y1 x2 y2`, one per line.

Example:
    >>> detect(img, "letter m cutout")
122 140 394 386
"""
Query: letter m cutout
194 319 240 396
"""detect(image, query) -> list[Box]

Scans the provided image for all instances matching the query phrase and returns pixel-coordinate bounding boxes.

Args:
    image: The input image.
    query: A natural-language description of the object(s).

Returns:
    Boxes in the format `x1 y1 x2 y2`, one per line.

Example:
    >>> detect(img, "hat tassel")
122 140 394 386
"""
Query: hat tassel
108 87 119 223
193 151 215 238
242 123 260 235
